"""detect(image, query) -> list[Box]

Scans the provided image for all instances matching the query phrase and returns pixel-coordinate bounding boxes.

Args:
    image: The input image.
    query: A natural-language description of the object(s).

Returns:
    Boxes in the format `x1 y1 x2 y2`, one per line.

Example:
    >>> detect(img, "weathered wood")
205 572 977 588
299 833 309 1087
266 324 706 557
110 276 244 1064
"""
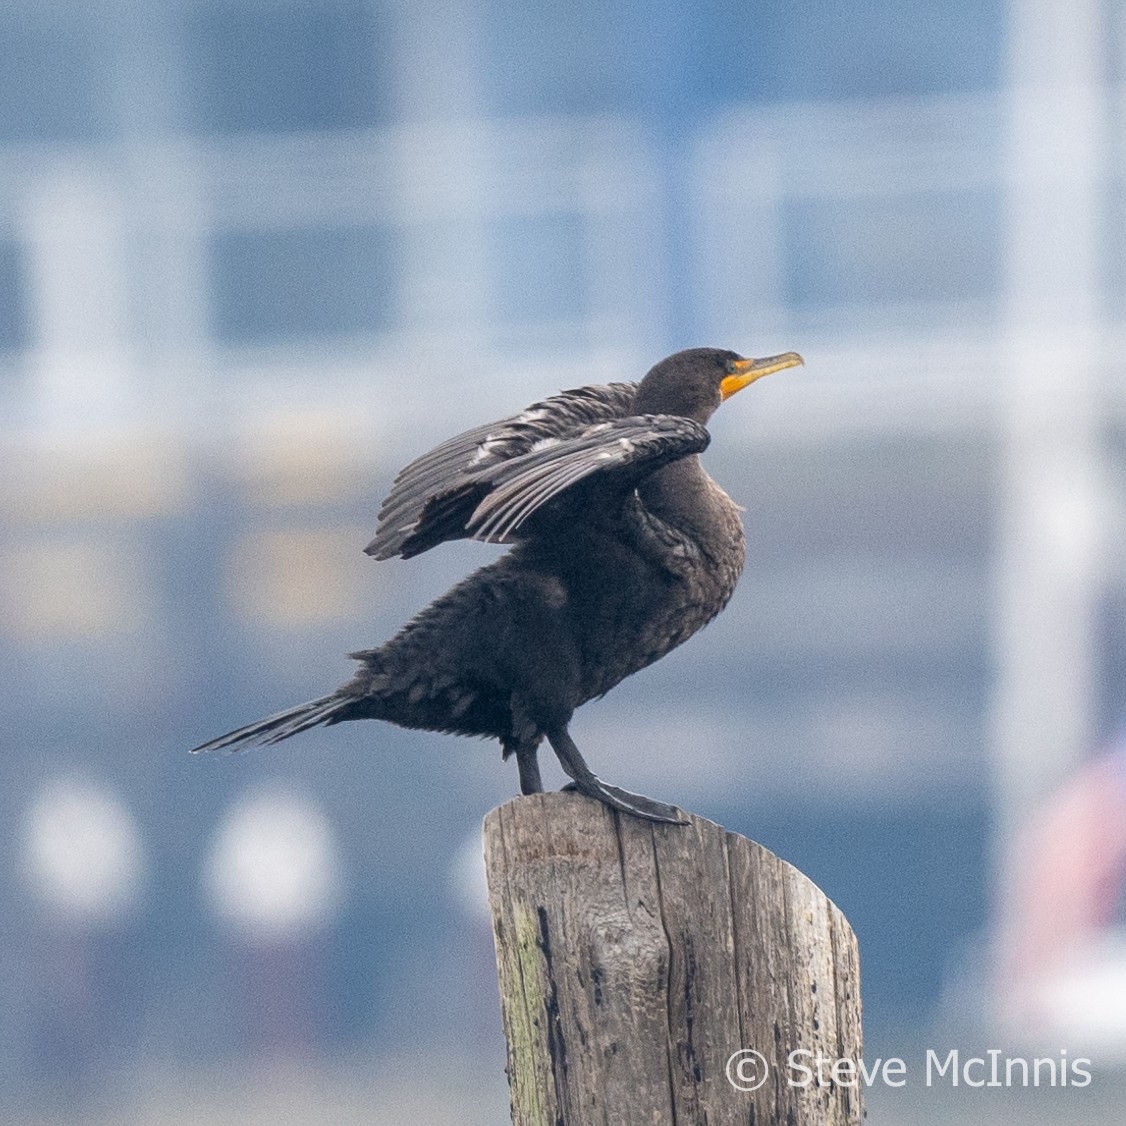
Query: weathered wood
484 792 862 1125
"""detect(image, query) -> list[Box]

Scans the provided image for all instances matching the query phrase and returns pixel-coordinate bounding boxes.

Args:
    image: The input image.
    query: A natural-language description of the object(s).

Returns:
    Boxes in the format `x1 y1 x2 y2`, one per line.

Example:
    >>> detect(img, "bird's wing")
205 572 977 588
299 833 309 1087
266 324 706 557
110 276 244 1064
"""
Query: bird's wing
465 414 711 544
367 382 637 559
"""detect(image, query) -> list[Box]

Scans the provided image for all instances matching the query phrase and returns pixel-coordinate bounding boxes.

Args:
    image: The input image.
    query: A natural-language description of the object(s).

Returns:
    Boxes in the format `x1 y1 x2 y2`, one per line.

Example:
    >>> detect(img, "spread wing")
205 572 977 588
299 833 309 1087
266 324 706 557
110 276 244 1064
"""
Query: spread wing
366 381 637 559
464 415 710 544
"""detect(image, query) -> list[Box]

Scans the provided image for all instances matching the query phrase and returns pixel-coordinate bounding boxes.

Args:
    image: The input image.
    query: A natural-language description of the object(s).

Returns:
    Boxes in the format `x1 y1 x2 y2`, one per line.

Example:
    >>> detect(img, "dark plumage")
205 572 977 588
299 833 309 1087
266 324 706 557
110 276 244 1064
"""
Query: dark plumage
192 346 803 822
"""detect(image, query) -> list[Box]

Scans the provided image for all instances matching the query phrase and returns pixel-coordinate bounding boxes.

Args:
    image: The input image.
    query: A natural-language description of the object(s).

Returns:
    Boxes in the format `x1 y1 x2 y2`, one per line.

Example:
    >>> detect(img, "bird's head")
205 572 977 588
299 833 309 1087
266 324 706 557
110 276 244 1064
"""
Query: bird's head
633 347 804 424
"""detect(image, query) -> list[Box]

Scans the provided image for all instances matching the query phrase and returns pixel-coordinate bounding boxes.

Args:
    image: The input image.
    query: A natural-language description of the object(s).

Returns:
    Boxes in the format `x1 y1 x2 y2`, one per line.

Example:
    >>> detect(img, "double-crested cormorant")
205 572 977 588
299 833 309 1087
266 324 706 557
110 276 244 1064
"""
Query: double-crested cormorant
192 347 802 822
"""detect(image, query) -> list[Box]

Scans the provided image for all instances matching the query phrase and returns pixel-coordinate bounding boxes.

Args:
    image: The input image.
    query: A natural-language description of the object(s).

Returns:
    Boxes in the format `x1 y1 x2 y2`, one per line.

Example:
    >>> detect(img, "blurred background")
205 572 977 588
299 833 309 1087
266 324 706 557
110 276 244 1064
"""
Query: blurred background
1 0 1125 1122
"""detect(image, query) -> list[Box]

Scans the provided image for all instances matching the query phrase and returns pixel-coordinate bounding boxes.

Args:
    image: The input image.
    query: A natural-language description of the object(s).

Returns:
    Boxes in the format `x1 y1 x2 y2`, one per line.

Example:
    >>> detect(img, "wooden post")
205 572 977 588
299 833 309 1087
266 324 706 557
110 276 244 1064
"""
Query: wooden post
483 793 862 1125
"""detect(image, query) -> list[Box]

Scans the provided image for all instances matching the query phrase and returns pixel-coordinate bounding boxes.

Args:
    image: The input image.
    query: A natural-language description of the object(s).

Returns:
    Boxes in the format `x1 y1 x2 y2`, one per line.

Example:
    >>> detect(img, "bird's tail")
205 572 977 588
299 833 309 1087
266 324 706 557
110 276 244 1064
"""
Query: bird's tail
190 694 354 754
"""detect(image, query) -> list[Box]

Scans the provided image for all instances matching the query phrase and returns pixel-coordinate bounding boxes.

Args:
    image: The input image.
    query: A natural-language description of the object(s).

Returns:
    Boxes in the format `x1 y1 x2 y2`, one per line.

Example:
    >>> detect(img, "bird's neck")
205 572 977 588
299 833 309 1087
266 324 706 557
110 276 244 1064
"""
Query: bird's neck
638 456 739 550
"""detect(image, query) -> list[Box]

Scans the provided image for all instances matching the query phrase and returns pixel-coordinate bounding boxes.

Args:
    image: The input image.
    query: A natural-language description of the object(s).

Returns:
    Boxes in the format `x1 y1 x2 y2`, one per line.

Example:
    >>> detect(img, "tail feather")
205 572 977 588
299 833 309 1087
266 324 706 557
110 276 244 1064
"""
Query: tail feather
191 694 354 754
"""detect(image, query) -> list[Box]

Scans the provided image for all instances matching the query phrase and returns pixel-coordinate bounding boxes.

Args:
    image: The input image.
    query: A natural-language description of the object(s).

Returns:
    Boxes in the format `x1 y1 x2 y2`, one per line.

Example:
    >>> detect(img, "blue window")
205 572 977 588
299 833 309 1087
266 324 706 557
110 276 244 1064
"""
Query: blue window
0 15 104 142
208 225 400 344
715 0 1002 103
482 0 1001 119
483 0 636 116
783 188 1000 311
185 2 385 134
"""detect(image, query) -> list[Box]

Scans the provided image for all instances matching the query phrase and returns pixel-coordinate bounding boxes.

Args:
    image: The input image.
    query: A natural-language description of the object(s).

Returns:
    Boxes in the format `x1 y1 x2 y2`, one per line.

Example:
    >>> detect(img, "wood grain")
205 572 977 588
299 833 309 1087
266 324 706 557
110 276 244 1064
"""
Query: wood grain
484 792 862 1125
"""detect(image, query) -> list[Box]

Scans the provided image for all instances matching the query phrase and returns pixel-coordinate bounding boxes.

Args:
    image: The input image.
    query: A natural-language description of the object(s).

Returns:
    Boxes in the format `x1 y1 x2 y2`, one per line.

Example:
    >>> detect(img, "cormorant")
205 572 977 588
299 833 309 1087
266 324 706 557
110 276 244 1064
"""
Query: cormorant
192 347 802 823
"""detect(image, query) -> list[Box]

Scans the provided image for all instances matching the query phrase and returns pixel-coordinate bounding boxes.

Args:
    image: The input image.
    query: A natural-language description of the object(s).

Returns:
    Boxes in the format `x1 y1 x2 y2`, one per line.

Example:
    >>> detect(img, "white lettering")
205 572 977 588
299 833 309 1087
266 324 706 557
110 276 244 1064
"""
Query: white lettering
1033 1056 1058 1086
927 1049 958 1086
963 1056 986 1088
771 1046 1092 1091
880 1058 908 1087
788 1049 813 1088
987 1048 1003 1087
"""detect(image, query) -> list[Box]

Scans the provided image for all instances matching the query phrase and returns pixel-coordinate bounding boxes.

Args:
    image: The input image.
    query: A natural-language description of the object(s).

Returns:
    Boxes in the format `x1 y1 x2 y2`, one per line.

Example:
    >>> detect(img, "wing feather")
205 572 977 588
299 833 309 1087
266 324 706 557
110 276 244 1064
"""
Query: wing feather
466 415 710 544
367 381 637 559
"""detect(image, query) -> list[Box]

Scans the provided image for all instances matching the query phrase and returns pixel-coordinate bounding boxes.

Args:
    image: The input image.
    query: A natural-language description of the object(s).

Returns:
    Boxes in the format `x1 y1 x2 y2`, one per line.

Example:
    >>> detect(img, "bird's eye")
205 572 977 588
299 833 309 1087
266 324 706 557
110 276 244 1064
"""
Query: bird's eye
724 358 739 374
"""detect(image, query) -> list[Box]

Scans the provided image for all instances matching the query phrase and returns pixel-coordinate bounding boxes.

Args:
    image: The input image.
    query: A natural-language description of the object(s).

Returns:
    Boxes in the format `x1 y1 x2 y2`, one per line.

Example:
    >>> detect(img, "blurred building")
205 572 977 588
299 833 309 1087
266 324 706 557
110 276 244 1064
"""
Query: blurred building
0 0 1124 1121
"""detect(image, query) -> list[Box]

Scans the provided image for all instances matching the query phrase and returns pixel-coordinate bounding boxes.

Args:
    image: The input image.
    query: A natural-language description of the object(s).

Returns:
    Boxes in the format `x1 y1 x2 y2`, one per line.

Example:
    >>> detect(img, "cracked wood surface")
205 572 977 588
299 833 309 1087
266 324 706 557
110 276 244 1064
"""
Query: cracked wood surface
484 793 862 1125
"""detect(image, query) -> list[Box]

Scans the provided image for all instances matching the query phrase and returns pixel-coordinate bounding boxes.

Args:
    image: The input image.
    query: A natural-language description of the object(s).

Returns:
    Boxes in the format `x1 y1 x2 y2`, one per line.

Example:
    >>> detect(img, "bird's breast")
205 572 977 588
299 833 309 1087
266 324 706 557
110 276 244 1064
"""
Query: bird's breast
553 510 744 703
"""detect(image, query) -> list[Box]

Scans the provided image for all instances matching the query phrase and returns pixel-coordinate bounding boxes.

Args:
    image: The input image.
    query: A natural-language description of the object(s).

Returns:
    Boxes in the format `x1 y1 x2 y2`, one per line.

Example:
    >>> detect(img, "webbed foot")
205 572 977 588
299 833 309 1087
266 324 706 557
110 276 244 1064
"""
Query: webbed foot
560 777 687 824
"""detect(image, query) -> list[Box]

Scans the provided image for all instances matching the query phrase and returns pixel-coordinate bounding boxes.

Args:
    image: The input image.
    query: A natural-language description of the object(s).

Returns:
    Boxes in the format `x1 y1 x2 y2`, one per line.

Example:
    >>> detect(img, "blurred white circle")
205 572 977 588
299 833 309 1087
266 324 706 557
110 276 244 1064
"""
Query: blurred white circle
21 777 145 925
204 785 344 941
449 829 489 918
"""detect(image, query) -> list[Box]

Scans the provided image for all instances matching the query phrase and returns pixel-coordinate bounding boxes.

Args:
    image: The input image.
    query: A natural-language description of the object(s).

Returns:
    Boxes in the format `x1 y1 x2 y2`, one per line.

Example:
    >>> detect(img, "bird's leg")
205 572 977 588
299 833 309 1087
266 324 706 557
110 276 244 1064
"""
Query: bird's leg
546 725 687 825
504 714 546 796
515 743 544 795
